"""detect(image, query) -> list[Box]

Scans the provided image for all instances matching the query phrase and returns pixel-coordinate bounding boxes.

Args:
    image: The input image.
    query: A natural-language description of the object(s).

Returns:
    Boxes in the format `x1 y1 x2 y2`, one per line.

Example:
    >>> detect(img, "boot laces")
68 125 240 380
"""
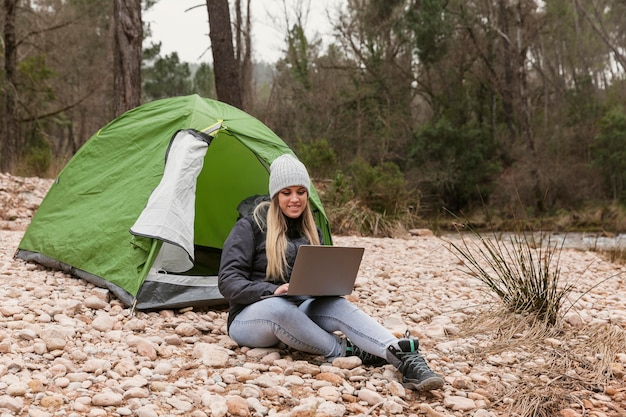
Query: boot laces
398 350 434 376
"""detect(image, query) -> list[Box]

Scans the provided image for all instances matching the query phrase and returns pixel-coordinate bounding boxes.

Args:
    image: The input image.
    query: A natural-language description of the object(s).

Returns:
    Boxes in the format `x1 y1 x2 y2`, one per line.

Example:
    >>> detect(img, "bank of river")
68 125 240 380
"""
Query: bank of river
442 230 626 251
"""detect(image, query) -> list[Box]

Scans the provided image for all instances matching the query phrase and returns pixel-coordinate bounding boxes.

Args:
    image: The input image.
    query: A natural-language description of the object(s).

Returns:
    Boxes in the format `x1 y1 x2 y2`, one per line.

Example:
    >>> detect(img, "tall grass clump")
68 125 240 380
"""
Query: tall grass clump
449 227 573 326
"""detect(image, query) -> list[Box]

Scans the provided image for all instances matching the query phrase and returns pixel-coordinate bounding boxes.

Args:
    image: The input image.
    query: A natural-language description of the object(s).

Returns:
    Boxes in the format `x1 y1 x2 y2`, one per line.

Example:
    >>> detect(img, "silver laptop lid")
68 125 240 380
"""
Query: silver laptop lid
286 245 365 296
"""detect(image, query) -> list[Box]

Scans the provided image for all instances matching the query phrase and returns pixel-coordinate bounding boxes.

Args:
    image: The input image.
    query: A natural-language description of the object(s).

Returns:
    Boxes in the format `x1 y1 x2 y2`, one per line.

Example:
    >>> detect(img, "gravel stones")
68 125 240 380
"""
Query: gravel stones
1 173 625 416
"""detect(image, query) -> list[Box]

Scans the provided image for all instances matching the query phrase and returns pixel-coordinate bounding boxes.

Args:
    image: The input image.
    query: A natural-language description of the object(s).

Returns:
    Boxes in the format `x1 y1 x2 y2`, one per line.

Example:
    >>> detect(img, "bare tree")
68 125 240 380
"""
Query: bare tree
234 0 253 109
0 1 114 174
113 0 143 117
1 0 19 172
574 0 626 74
206 0 242 108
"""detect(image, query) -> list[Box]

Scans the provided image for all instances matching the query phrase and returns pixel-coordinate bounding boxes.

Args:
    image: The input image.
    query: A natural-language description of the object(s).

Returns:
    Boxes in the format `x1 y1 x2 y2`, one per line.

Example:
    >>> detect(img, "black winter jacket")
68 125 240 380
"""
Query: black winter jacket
218 213 320 330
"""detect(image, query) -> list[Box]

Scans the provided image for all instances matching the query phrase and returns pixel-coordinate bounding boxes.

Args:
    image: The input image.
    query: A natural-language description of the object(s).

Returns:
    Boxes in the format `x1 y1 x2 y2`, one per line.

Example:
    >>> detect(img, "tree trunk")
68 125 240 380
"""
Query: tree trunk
235 0 253 110
206 0 242 109
498 0 516 142
113 0 143 117
1 0 19 173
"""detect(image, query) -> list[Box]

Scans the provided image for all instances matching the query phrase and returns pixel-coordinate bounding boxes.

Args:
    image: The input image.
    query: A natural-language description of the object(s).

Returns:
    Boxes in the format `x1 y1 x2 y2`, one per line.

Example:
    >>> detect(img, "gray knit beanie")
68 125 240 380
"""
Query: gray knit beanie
269 154 311 198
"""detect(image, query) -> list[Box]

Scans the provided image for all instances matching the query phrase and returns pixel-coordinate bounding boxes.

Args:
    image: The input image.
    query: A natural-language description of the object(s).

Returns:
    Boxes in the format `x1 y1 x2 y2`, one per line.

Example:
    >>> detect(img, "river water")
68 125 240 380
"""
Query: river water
443 231 626 251
549 232 626 250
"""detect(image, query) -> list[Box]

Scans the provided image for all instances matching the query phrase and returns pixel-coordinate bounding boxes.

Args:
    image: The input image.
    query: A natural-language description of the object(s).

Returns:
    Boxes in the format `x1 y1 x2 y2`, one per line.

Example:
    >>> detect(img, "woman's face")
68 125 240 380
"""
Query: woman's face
277 186 308 219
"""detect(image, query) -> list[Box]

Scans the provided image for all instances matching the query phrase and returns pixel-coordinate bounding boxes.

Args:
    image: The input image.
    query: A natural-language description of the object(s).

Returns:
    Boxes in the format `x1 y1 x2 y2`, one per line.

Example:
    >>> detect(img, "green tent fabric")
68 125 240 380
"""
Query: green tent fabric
16 95 332 310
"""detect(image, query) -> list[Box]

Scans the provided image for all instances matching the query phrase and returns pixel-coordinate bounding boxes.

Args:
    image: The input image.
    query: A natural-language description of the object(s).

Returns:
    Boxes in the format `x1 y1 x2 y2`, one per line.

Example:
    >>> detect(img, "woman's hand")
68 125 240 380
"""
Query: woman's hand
275 283 289 295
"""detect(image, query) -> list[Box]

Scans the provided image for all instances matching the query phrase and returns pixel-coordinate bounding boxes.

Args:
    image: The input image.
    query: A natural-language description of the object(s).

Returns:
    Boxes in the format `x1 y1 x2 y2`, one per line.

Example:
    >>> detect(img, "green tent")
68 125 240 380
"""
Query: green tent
16 95 332 310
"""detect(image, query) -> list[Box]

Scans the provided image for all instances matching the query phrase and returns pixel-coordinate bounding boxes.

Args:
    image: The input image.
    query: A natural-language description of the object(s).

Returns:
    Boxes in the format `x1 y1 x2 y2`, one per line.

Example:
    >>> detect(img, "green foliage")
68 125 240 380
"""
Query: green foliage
6 0 626 231
296 139 337 179
450 228 573 326
345 157 413 215
324 166 422 237
142 50 193 100
18 54 56 105
142 42 161 62
193 63 216 99
322 158 420 235
15 55 56 174
325 170 355 207
405 0 451 65
142 0 159 12
142 43 211 101
565 75 602 126
411 117 501 211
591 106 626 203
21 134 51 177
286 24 310 89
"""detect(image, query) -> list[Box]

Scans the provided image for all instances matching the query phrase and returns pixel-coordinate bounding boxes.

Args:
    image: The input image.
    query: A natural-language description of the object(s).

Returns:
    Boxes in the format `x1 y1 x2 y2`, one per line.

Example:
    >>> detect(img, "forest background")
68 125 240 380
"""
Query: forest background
1 0 626 236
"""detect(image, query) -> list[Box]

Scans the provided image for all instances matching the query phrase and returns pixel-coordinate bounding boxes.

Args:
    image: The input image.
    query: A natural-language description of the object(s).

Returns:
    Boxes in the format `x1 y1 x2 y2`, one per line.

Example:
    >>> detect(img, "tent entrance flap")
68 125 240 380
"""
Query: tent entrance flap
130 129 210 273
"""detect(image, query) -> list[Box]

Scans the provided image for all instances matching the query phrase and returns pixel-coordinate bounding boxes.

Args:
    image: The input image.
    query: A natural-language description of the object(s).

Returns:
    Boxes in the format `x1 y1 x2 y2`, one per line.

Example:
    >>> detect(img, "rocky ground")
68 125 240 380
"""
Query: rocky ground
1 172 626 417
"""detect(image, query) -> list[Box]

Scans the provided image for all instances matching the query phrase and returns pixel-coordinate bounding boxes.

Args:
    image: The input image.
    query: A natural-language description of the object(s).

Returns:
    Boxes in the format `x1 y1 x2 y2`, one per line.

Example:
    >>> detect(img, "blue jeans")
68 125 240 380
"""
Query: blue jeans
228 296 398 359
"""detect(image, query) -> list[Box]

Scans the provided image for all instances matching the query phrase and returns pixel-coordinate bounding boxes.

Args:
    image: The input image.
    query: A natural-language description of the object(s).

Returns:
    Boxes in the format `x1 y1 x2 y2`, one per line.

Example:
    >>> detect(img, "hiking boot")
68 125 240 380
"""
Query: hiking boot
387 336 444 391
345 340 388 366
398 335 419 353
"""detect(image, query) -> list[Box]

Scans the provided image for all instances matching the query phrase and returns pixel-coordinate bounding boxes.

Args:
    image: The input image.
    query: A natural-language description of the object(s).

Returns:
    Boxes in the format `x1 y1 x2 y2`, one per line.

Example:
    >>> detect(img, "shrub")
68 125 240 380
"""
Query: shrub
410 117 500 211
591 106 626 203
20 133 51 177
324 170 354 207
324 199 406 237
296 138 337 179
323 159 422 236
449 227 572 325
345 157 414 215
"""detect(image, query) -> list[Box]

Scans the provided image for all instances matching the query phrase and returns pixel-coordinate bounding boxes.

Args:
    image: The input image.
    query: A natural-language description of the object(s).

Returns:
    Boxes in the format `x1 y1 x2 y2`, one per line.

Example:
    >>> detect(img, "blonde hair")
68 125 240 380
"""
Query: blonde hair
253 195 320 282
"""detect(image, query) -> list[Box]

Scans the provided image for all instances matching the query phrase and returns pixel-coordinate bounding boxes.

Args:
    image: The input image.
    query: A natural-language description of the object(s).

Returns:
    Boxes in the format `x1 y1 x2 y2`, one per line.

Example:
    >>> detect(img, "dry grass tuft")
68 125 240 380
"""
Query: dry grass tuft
325 200 416 237
461 308 562 353
598 247 626 264
456 308 626 417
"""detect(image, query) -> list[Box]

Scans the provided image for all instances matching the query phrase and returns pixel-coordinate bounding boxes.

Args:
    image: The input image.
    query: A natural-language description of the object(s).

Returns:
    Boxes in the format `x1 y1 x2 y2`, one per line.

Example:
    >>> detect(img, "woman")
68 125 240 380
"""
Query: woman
218 154 444 391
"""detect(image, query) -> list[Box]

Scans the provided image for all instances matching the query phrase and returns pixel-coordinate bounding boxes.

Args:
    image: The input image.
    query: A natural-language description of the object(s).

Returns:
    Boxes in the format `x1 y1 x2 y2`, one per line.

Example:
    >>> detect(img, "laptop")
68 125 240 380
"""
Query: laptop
264 245 365 297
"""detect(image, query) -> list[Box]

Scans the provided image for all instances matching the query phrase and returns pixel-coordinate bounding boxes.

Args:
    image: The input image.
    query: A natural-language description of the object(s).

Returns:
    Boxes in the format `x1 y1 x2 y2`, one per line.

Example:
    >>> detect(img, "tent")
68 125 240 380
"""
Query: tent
15 95 332 310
